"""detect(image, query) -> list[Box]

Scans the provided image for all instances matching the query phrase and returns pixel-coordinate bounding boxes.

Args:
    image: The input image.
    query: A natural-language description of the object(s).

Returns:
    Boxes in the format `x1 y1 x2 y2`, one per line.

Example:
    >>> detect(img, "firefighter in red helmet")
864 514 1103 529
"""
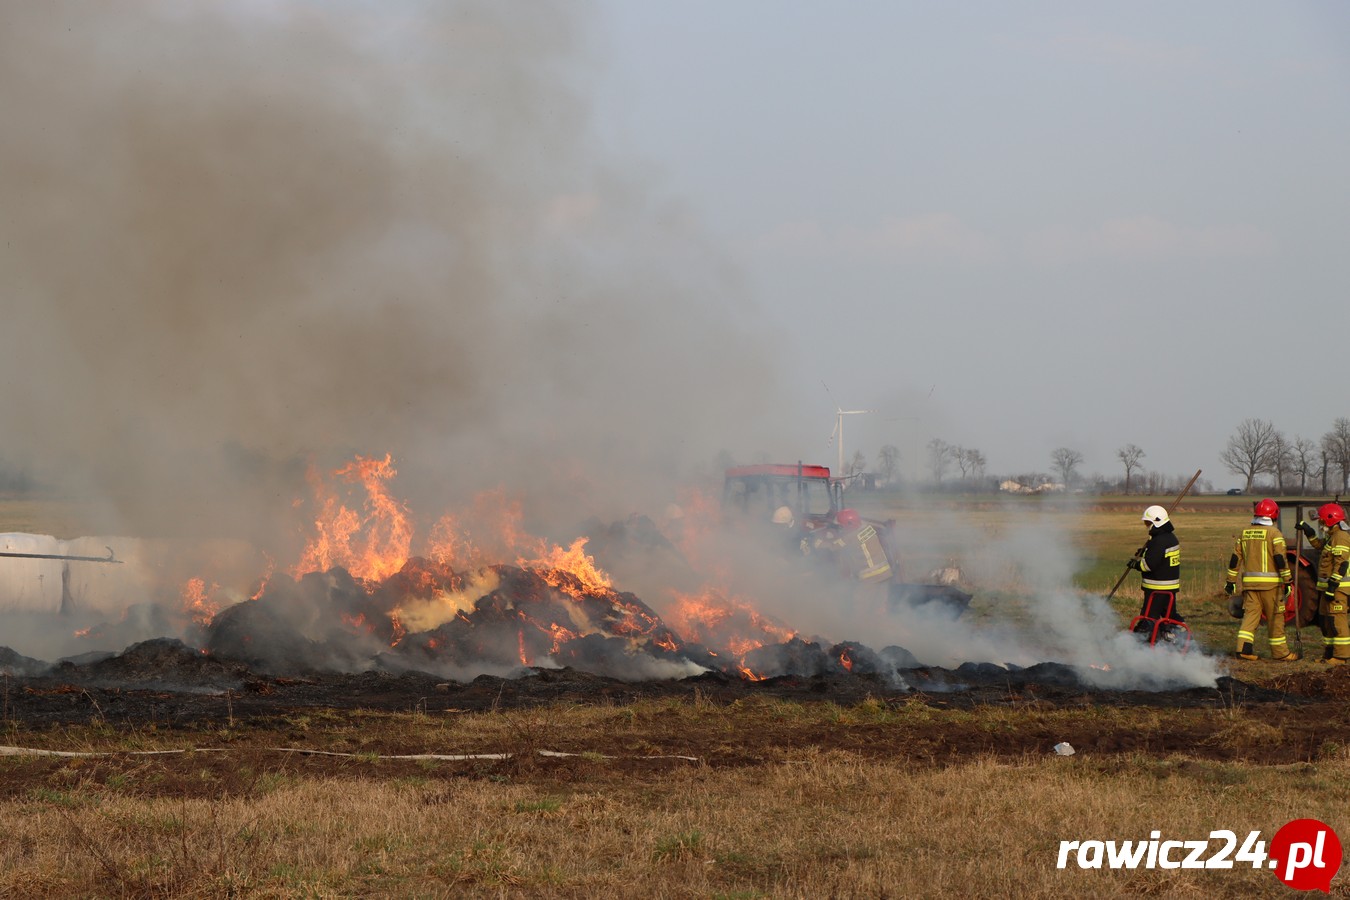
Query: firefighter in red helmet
1296 503 1350 664
1226 498 1296 661
814 509 892 583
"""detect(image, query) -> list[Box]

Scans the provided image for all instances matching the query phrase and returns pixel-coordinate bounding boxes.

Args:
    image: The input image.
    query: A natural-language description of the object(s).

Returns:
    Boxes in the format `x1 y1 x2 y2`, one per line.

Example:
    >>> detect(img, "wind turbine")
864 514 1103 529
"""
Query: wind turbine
823 383 875 478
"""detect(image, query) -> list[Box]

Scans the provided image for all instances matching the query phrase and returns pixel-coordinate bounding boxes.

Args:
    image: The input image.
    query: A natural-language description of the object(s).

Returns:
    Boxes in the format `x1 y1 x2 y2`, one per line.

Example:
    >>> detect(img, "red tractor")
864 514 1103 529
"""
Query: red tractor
722 463 970 616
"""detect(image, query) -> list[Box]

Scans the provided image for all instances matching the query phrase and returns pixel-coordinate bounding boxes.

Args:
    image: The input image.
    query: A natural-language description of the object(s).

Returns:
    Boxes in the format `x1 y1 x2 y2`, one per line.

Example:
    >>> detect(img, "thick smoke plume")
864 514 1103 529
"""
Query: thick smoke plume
0 1 781 549
0 5 1223 692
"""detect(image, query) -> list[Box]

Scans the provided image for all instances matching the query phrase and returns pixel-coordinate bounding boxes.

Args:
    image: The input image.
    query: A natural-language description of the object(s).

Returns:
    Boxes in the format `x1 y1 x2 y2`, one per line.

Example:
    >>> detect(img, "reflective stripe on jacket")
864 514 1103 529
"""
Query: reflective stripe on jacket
1141 522 1180 592
1312 522 1350 595
1225 523 1291 590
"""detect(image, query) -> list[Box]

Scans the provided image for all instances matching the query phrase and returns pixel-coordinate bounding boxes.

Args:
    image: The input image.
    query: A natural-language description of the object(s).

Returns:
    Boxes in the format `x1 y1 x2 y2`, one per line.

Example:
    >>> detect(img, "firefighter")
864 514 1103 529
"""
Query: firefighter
1296 502 1350 665
1226 498 1296 661
1127 505 1184 641
771 505 808 556
832 508 893 583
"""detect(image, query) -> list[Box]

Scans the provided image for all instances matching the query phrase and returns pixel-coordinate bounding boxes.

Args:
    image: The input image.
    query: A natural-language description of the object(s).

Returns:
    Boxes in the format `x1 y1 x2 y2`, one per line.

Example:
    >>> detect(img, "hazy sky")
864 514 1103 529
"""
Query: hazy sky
591 1 1350 486
2 1 1347 545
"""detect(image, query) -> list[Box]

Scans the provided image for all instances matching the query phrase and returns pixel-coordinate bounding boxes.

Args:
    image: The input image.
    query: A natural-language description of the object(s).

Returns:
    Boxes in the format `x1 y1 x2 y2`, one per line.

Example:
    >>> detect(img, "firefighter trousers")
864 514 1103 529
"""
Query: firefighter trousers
1318 591 1350 661
1235 586 1291 659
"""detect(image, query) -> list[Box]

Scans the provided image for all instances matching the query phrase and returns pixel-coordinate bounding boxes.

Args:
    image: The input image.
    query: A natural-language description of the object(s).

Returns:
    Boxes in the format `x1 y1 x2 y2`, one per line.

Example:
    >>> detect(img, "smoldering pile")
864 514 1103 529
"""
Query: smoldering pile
197 557 926 684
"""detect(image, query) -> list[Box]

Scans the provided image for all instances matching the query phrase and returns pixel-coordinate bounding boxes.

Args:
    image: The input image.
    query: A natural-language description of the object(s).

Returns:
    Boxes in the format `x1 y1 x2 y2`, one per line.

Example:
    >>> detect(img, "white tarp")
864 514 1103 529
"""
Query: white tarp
2 532 263 620
62 536 263 616
0 533 66 614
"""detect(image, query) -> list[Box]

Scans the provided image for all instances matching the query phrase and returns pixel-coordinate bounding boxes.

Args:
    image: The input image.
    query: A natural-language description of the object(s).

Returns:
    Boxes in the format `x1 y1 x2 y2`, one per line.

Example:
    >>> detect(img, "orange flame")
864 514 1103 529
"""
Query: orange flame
294 454 412 584
738 664 768 682
426 489 528 569
181 577 222 628
666 585 796 678
521 537 613 598
250 554 275 602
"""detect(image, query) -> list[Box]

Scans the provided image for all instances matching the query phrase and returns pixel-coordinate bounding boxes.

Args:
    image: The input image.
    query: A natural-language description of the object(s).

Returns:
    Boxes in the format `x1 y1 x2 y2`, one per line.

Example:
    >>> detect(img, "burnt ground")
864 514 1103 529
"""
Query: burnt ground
3 638 1348 799
0 636 1309 727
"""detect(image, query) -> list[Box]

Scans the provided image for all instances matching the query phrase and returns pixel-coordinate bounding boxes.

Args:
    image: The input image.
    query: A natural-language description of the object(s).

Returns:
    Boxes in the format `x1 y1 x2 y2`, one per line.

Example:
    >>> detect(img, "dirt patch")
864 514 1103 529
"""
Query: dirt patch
2 636 1339 802
1267 667 1350 700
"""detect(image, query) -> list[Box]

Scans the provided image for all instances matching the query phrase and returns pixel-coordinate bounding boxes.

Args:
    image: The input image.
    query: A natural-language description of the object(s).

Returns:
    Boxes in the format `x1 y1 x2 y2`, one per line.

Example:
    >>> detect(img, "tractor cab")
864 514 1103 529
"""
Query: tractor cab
721 463 842 533
721 462 973 617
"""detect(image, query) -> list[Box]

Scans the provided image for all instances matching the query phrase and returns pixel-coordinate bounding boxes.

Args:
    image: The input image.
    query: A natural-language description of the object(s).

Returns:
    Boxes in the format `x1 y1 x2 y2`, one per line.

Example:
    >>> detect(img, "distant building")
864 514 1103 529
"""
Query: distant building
999 480 1064 494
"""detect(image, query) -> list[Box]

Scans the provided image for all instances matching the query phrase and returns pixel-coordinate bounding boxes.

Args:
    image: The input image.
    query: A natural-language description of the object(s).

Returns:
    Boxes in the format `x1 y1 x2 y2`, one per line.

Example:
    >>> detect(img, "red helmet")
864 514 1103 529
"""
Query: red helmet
1254 498 1279 519
1318 503 1346 528
836 508 862 529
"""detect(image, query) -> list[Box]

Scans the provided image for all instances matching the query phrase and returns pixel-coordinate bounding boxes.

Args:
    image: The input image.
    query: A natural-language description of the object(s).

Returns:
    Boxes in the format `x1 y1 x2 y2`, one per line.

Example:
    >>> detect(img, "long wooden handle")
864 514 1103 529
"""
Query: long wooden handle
1106 469 1202 599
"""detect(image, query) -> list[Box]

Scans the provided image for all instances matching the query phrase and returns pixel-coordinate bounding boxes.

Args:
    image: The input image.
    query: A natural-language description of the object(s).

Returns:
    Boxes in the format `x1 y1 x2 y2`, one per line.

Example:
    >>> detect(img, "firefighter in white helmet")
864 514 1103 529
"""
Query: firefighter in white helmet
1127 505 1185 641
771 505 808 556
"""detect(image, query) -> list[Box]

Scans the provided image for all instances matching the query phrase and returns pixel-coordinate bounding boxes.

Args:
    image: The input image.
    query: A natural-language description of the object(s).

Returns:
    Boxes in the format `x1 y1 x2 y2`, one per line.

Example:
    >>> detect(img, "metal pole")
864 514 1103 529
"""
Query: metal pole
0 549 121 564
1291 502 1304 656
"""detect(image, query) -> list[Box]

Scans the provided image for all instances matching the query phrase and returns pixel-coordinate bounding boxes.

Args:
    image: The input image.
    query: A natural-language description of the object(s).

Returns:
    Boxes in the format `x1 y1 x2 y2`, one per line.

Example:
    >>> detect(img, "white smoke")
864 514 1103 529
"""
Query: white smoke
661 497 1222 690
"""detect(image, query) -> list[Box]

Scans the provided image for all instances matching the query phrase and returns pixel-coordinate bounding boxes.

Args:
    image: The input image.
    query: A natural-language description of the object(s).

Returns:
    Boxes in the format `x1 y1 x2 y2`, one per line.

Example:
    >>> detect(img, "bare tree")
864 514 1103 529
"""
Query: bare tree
953 446 988 481
953 446 971 479
877 444 901 485
847 449 867 479
1292 437 1317 494
1221 418 1278 492
1270 431 1292 493
1323 418 1350 493
1117 444 1145 494
1050 447 1083 487
927 438 955 485
964 448 987 480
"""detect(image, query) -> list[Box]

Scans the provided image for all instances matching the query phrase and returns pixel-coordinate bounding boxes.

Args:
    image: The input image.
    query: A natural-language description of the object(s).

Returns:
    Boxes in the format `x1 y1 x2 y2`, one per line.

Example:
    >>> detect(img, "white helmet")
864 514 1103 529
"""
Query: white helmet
772 505 795 526
1142 505 1169 527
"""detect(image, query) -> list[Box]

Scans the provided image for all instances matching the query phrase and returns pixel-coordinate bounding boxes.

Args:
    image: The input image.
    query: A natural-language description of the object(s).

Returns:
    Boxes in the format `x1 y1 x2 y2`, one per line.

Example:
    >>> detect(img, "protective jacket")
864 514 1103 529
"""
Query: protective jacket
1228 518 1295 660
1225 521 1292 591
1310 521 1350 596
1140 521 1180 592
1310 521 1350 661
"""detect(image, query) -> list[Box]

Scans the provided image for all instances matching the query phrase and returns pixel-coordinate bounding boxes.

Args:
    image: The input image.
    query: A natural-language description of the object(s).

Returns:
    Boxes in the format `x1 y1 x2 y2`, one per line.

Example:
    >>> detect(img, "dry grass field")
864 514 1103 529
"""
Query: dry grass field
3 701 1350 898
3 493 1349 898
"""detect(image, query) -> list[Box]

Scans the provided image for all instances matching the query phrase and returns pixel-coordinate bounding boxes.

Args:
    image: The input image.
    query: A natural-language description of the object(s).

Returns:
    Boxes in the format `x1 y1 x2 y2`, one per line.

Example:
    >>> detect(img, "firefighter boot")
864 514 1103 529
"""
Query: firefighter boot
1236 641 1258 662
1318 617 1334 663
1329 658 1347 667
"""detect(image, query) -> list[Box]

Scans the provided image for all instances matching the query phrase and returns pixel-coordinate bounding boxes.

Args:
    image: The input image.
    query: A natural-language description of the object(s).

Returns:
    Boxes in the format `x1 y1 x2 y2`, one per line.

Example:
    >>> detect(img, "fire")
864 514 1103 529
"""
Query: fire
181 577 222 627
426 489 528 569
294 454 412 584
184 452 807 682
665 585 796 675
250 554 275 601
342 611 375 634
522 537 613 598
839 649 854 672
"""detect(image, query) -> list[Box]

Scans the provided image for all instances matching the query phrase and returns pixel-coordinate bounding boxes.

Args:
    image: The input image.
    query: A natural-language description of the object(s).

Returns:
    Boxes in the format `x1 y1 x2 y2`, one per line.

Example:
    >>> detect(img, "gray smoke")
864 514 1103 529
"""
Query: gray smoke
0 1 786 554
798 500 1222 689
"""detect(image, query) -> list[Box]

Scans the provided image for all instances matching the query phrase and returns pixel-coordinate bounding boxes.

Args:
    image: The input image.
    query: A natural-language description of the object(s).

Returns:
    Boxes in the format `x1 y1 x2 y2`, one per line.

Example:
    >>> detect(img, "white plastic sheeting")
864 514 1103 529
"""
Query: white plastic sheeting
1 533 263 617
0 533 66 614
